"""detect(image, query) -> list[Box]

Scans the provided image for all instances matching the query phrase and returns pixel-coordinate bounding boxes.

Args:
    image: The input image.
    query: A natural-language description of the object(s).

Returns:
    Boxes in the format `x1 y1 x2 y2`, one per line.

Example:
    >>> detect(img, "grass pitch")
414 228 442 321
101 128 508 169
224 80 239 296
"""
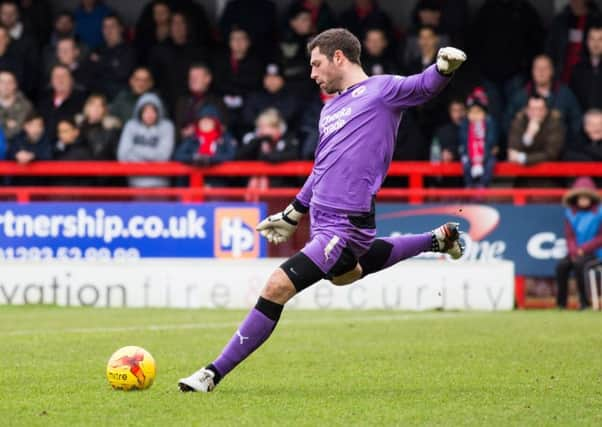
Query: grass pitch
0 307 601 426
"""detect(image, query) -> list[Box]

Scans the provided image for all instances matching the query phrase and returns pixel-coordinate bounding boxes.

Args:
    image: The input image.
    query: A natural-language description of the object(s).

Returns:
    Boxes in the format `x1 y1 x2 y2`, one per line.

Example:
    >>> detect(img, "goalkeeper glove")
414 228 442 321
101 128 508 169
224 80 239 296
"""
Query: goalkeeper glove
436 47 467 75
256 199 307 244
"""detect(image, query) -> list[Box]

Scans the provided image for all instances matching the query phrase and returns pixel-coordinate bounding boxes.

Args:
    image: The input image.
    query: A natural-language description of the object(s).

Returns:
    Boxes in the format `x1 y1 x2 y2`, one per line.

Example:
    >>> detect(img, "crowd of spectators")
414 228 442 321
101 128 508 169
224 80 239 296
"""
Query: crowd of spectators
0 0 600 189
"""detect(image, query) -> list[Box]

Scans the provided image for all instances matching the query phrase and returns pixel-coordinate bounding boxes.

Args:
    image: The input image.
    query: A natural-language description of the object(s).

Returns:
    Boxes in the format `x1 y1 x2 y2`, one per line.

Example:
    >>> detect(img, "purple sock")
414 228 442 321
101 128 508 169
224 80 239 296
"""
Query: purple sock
380 233 432 269
211 297 282 381
359 233 432 276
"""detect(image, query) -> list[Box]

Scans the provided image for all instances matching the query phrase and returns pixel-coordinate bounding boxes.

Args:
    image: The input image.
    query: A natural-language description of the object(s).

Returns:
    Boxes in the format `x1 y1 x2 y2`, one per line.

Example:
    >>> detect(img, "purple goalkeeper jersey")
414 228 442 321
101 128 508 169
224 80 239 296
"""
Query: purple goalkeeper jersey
297 64 450 213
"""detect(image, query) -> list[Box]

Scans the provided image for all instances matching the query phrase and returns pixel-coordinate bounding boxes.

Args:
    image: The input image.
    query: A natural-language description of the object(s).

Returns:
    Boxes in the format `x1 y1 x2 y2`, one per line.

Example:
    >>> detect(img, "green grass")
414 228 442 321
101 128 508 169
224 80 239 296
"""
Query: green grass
0 307 601 426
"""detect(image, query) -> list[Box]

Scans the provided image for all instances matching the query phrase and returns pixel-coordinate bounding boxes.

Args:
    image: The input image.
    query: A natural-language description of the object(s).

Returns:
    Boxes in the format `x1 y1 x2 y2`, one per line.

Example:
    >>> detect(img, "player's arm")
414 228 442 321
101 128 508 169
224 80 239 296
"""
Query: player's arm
256 174 313 244
382 47 466 109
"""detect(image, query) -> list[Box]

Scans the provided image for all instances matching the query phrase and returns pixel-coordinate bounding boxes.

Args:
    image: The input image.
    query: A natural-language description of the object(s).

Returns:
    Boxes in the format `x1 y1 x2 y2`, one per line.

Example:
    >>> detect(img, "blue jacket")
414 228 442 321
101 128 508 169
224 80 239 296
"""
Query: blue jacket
458 116 499 164
0 128 5 159
565 206 602 259
173 132 236 166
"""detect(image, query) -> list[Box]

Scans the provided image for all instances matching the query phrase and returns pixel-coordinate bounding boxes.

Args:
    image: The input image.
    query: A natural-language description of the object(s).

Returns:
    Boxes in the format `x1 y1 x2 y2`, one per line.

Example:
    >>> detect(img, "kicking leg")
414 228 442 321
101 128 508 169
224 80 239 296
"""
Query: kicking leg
178 253 323 392
359 223 463 277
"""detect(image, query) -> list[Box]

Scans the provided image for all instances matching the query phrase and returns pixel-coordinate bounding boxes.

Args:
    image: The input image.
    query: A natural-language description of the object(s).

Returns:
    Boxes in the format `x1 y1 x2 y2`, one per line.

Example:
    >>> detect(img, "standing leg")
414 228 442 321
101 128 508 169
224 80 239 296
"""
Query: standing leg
555 256 573 308
573 256 597 309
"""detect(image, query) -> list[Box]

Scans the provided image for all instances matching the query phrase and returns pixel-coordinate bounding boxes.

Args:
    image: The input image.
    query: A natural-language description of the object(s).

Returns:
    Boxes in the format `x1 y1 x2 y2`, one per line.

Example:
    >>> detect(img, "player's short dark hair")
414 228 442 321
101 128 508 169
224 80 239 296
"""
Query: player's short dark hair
307 28 362 65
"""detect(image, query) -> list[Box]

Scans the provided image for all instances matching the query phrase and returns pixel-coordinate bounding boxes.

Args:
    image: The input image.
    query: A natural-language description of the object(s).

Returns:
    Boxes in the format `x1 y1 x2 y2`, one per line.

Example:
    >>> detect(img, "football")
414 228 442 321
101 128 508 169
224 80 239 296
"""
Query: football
106 346 156 391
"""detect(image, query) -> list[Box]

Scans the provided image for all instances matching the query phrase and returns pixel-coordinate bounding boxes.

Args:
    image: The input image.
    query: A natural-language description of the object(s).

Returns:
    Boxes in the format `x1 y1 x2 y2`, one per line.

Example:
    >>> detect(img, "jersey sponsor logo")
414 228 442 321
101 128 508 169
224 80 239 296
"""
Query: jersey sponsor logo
214 207 261 258
320 107 352 136
351 85 366 97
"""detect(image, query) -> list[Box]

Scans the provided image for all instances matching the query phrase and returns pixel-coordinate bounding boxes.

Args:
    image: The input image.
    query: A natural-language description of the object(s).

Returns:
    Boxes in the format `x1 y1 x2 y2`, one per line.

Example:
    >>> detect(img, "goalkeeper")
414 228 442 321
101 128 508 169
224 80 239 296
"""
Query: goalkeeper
179 28 467 392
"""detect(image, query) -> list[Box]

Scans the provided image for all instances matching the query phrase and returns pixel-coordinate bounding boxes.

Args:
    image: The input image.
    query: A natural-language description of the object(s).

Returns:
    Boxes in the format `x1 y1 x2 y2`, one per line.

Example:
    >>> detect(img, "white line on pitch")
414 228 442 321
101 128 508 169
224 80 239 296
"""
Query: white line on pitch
2 312 472 337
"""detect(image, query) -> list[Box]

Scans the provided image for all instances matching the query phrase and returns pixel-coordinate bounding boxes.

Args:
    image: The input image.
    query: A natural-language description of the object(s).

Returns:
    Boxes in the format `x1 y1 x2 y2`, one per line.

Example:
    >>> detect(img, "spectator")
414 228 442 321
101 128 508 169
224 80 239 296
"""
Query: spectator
339 0 393 42
242 63 302 134
47 36 95 91
507 95 565 166
134 0 171 65
570 24 602 111
117 93 174 188
52 117 93 161
556 176 602 309
6 112 51 166
0 21 24 89
74 0 112 50
361 27 399 76
237 108 299 188
37 65 87 142
278 5 314 98
173 107 236 170
412 0 469 47
168 0 213 49
458 90 499 188
75 94 121 160
546 0 602 84
109 67 155 125
212 28 263 138
432 98 466 163
89 14 135 99
219 0 277 56
298 89 336 160
404 25 439 75
402 1 450 69
288 0 337 34
149 11 208 112
0 70 32 140
505 55 582 139
565 109 602 161
469 0 544 108
174 63 227 142
43 12 91 75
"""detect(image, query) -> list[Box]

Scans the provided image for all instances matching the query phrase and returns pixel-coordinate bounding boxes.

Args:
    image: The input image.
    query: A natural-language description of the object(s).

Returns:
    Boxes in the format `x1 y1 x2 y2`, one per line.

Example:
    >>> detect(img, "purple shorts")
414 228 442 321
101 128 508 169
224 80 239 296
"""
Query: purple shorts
301 206 376 274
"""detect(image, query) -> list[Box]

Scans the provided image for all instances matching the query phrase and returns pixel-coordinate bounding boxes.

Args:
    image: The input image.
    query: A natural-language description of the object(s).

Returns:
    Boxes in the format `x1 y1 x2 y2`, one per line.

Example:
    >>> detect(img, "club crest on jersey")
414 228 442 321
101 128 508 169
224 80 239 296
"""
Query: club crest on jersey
351 85 366 97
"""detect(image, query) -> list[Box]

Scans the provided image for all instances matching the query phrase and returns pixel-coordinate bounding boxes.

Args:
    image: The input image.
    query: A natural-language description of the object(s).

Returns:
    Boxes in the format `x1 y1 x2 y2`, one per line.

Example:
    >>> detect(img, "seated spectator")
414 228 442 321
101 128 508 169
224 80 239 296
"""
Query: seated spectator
339 0 393 42
432 98 466 163
46 36 95 91
546 0 601 84
1 0 38 95
117 93 174 188
173 108 236 169
278 5 314 99
361 27 399 76
287 0 337 34
43 12 90 76
505 55 582 139
458 90 498 188
89 14 135 99
507 95 565 166
174 63 227 141
402 1 450 70
556 176 602 309
75 94 121 160
242 64 302 134
412 0 469 47
149 11 208 112
404 25 438 75
109 67 155 125
6 112 51 165
219 0 277 57
0 70 32 141
212 28 263 138
52 117 93 161
0 26 24 89
236 108 299 188
134 0 171 65
37 65 87 142
74 0 112 50
565 109 602 161
571 24 602 111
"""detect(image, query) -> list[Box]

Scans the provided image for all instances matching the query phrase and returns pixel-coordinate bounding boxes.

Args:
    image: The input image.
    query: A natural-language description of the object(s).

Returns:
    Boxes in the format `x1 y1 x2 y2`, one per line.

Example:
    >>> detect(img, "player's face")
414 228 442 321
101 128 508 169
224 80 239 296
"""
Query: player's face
310 47 342 94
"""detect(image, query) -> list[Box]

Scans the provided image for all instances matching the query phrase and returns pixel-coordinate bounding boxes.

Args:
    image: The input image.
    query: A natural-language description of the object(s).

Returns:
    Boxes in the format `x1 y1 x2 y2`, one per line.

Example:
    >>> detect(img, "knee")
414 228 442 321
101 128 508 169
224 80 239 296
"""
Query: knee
261 268 296 304
330 264 363 286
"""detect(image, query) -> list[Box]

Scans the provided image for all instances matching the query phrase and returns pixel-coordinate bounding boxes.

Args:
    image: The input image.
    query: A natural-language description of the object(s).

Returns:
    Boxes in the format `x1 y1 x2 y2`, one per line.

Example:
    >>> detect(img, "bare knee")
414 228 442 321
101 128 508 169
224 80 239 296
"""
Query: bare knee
331 263 363 286
261 268 297 304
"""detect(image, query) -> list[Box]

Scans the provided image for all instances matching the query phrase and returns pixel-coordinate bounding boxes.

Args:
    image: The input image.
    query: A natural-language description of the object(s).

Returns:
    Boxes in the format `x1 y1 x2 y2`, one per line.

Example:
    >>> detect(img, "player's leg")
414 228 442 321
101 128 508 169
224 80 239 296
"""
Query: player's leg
178 253 323 392
357 223 463 278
